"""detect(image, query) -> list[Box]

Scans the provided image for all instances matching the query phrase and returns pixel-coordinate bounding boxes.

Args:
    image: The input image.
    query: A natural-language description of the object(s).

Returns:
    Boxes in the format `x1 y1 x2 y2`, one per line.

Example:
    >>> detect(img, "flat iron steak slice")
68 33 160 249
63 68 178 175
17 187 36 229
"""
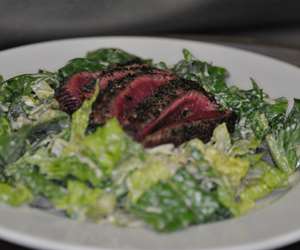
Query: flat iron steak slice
89 71 176 126
55 71 98 113
55 64 150 113
123 78 207 127
111 74 178 125
136 91 223 141
142 111 236 147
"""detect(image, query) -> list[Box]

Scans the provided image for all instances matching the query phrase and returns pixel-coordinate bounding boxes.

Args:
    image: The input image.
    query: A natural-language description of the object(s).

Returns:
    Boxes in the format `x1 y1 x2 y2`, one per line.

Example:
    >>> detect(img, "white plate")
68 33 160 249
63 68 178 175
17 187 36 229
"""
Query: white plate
0 36 300 250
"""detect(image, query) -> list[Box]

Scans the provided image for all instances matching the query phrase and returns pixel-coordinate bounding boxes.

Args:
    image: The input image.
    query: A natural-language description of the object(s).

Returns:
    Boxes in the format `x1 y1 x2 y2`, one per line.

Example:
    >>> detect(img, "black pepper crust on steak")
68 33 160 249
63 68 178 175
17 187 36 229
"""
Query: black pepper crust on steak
55 63 152 114
54 63 237 147
123 78 216 133
89 70 176 127
142 111 236 147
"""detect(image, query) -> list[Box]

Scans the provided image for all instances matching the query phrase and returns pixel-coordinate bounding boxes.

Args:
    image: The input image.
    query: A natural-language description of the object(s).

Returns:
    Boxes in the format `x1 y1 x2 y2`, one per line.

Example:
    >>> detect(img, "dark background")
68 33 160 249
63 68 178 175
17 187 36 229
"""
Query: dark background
1 0 300 50
1 0 300 249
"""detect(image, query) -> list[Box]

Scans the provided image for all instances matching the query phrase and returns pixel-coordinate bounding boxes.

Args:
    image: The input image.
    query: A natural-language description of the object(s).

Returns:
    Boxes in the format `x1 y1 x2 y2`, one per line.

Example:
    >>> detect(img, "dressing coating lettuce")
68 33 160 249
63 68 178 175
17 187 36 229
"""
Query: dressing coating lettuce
53 180 115 221
0 183 32 206
130 166 230 232
127 156 176 203
267 99 300 174
0 72 60 129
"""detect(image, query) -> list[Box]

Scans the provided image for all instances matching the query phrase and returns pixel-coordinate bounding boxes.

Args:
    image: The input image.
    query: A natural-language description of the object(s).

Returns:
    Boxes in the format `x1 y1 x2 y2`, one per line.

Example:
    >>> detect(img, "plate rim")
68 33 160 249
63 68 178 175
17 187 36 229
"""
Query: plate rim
1 35 300 72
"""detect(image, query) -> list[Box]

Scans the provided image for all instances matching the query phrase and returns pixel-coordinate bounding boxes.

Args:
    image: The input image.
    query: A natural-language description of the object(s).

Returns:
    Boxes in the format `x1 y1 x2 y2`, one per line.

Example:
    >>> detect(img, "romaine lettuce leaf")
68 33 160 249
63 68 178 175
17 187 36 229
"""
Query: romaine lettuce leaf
267 99 300 174
129 139 235 232
0 72 58 106
127 157 173 202
173 49 228 94
130 166 230 232
54 180 115 221
86 48 144 66
58 48 146 81
65 118 139 180
210 122 260 157
240 161 288 202
58 58 105 81
0 72 64 131
0 115 10 138
210 123 231 152
191 138 249 188
70 84 99 141
6 152 115 221
24 150 103 187
0 111 69 171
6 159 65 201
0 125 29 169
0 183 32 206
230 137 261 157
184 131 254 216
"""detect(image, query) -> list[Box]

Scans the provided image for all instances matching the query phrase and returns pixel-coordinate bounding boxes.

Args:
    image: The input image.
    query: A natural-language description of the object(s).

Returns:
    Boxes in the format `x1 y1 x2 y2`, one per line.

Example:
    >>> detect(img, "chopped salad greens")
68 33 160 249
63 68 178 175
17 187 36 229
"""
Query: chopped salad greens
0 48 299 232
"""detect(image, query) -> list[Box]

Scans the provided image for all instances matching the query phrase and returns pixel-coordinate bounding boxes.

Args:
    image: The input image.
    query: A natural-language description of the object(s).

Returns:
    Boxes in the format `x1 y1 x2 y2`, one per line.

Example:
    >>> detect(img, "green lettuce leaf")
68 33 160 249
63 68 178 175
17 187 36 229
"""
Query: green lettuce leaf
64 118 139 181
210 123 260 157
54 180 115 221
70 84 99 141
130 166 230 232
127 156 173 203
267 99 300 174
86 48 144 66
24 150 103 187
184 133 253 216
6 155 115 220
58 48 146 81
210 123 231 152
0 72 58 106
240 161 288 202
195 140 249 188
173 49 228 94
58 58 105 81
0 72 64 131
0 125 30 170
129 140 234 232
6 159 65 201
0 115 10 137
0 183 32 206
0 111 69 171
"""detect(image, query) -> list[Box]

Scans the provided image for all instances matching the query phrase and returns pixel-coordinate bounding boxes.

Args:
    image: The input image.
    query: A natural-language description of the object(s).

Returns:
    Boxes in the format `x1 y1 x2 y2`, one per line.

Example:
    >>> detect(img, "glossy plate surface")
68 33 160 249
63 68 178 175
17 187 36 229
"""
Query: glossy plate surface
0 37 300 250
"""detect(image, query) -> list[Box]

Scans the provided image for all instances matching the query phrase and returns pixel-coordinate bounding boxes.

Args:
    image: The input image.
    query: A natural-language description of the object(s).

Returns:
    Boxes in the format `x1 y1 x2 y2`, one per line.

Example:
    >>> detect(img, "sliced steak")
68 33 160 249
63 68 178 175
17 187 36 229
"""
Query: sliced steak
55 62 237 148
55 71 98 113
89 71 176 127
111 75 178 125
55 64 149 113
137 91 222 140
123 79 213 135
142 111 236 147
97 64 150 90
